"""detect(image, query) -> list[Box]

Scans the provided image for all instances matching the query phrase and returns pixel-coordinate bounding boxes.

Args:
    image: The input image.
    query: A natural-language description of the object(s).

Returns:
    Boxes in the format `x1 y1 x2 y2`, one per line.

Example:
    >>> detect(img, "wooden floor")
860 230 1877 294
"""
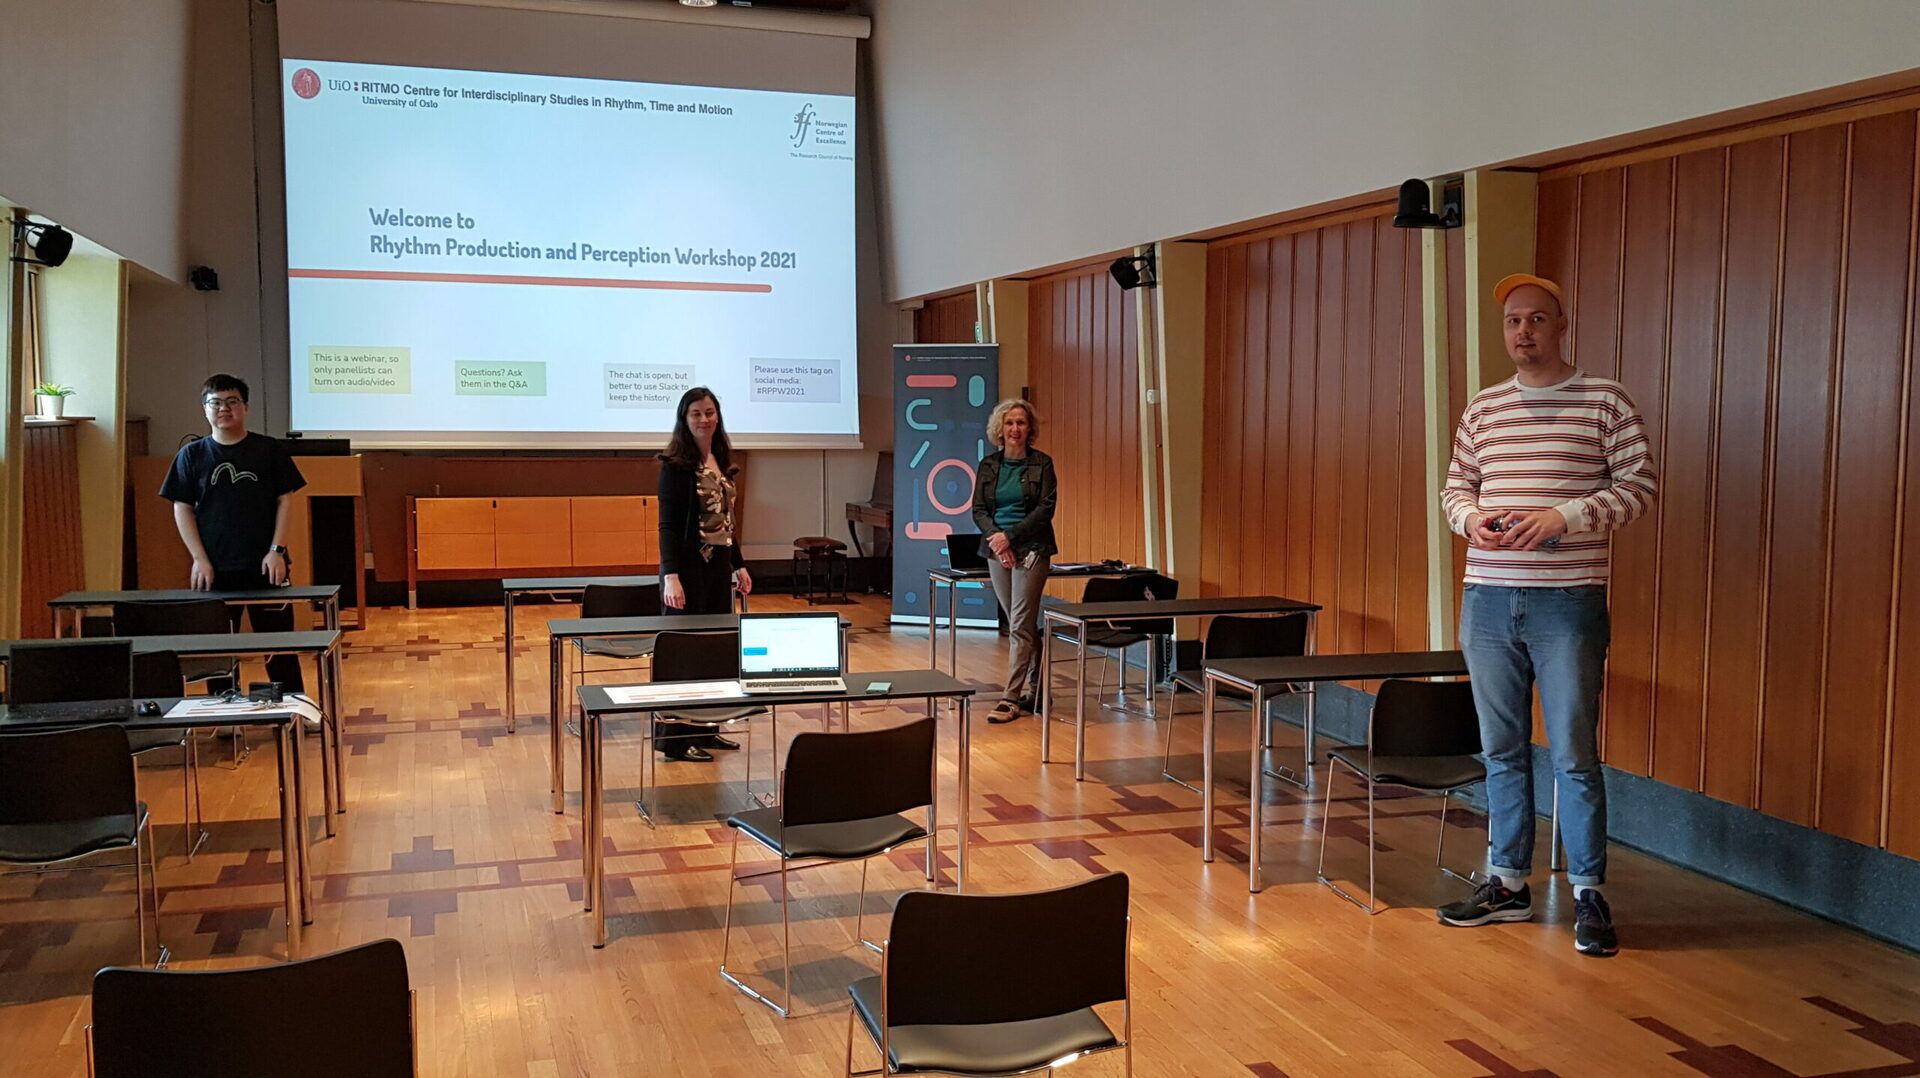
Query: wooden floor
3 594 1918 1076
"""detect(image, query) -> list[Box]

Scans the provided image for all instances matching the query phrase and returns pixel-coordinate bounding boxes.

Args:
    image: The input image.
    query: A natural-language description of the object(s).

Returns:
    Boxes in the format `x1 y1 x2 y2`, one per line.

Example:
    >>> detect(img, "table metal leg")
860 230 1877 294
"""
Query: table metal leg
1249 687 1267 893
329 645 347 815
550 635 565 813
591 710 608 948
582 707 596 910
1202 677 1217 862
1074 629 1088 781
1303 612 1320 789
947 583 959 683
957 695 970 892
1040 615 1054 763
314 653 337 833
290 710 313 924
504 592 517 734
325 595 339 634
925 698 937 883
275 723 304 960
927 573 939 673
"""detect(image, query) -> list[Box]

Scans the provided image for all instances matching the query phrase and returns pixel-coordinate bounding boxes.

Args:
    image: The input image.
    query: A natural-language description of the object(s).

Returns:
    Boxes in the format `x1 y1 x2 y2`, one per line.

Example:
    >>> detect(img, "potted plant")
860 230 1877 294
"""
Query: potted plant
33 383 74 419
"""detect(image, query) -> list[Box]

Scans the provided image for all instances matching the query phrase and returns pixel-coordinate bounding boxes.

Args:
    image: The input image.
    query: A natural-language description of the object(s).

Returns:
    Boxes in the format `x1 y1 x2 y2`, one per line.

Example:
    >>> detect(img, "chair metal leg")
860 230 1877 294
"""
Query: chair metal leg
854 856 883 954
845 1002 857 1078
1366 774 1378 914
1315 759 1379 914
718 829 740 974
781 858 793 1018
1436 787 1478 885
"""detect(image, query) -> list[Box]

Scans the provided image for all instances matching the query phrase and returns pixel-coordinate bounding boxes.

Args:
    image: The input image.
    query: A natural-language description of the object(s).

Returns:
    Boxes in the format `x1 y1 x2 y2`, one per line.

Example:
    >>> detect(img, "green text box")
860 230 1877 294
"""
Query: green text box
308 346 411 394
455 361 547 397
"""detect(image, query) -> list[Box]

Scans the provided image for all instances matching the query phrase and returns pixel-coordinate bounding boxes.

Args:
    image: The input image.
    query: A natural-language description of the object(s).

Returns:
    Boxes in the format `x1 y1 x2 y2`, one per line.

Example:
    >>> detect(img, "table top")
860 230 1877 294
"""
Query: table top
51 586 340 606
1205 650 1468 687
547 613 846 639
1045 595 1322 621
503 575 660 594
929 564 1152 582
0 697 297 733
0 631 342 661
579 668 975 714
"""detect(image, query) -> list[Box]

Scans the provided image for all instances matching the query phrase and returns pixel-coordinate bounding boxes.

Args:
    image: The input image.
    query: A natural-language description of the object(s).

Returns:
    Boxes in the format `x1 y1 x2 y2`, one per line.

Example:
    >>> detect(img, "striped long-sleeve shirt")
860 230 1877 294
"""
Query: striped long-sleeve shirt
1442 371 1657 587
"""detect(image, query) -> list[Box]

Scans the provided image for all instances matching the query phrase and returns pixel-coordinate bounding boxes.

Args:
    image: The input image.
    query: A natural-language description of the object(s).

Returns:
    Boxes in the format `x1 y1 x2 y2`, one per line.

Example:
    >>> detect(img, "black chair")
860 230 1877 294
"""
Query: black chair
1315 679 1483 914
90 938 415 1077
1047 573 1177 718
110 600 240 689
846 872 1132 1077
635 630 769 823
0 724 162 967
1162 613 1312 792
569 583 663 726
720 717 938 1018
7 641 205 861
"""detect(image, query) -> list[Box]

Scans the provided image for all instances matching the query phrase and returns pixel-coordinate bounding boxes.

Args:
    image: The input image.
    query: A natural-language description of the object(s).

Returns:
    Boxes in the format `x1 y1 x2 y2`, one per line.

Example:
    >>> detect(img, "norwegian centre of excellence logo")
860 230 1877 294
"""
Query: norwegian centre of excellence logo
291 67 321 100
790 103 815 147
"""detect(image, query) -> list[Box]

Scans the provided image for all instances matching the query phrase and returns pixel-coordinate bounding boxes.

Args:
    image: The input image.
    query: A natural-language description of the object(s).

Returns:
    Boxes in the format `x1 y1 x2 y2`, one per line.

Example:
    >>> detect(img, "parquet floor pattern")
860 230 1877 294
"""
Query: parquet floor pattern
2 595 1917 1076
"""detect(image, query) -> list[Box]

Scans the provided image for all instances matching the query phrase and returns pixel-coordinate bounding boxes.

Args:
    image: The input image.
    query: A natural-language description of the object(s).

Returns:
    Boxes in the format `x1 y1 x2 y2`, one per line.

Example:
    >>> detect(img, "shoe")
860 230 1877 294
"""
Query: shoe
1014 695 1036 714
986 700 1022 724
1574 891 1619 957
1436 879 1533 926
661 745 715 763
702 734 741 751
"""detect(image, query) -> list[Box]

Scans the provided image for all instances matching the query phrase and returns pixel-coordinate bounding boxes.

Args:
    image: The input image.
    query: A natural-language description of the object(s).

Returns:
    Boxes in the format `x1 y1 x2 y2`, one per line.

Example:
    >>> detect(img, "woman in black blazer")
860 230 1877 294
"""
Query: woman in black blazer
970 398 1057 723
654 386 753 761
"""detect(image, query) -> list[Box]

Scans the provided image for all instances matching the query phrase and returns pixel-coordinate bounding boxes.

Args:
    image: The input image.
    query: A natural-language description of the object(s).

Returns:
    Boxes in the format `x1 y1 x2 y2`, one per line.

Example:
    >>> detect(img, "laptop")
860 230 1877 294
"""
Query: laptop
738 612 847 694
944 533 988 572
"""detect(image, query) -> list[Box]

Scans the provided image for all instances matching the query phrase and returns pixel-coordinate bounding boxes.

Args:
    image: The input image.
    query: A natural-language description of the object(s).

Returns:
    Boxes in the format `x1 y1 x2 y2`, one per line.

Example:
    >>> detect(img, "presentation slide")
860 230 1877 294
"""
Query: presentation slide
280 59 856 445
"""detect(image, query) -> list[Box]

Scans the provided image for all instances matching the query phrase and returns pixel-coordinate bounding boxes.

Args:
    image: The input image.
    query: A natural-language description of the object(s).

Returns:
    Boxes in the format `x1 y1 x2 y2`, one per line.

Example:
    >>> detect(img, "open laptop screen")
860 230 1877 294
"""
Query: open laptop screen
739 613 841 677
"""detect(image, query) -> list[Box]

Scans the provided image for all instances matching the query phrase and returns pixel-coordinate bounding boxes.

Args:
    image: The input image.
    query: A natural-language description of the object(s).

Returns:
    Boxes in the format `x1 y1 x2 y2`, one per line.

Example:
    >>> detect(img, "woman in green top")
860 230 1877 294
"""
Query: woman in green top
970 399 1058 723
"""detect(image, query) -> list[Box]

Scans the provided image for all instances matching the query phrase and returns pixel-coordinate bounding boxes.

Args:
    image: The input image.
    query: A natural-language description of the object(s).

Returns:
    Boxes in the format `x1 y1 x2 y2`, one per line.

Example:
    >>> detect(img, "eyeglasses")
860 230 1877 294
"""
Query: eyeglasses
204 397 245 411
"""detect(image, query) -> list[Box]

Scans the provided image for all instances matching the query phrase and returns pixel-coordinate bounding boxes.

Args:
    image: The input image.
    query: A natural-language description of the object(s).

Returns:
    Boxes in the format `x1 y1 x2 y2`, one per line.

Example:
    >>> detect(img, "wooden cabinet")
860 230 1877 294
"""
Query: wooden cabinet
406 495 657 605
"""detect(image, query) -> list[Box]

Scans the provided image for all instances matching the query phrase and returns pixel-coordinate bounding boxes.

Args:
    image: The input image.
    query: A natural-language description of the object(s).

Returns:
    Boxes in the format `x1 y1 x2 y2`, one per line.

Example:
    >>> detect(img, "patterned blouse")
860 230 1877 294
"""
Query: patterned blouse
696 464 736 548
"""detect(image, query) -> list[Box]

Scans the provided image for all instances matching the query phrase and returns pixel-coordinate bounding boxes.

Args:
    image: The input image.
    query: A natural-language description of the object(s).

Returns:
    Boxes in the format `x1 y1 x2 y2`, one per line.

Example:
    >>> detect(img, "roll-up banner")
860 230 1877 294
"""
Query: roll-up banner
891 344 998 625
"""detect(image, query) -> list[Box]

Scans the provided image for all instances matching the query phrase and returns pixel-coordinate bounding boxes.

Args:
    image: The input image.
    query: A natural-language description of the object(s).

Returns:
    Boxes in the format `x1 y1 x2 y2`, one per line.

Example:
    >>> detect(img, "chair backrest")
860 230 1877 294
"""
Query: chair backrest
781 717 936 829
112 600 234 637
5 639 133 705
0 725 136 828
581 583 661 619
651 630 739 684
1082 572 1178 635
91 938 414 1078
1203 613 1309 663
1369 679 1481 759
886 872 1129 1027
131 651 186 698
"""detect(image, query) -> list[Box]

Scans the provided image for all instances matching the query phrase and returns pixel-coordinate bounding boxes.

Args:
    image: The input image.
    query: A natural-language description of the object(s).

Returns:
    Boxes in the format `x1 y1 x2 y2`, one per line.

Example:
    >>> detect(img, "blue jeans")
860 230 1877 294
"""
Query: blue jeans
1459 584 1610 887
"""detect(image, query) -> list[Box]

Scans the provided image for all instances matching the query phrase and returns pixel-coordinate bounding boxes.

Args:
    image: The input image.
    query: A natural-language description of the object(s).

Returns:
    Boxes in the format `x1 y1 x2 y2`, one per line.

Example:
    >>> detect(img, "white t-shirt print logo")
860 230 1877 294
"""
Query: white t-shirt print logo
210 461 260 486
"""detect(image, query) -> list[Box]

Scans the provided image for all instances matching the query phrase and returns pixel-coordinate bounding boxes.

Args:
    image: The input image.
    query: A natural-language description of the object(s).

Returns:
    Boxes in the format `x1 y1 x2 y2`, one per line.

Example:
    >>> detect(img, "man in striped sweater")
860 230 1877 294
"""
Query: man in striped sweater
1435 273 1657 957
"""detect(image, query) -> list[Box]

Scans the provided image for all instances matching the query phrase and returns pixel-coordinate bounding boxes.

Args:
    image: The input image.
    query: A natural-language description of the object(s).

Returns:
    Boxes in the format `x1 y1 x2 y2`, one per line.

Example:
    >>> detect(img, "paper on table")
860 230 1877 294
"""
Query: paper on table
603 680 744 705
165 698 275 718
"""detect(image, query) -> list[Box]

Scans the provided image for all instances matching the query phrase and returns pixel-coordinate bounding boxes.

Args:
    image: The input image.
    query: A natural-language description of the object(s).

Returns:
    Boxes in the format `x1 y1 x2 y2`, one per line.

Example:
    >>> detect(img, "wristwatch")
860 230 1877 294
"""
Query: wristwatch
269 544 289 555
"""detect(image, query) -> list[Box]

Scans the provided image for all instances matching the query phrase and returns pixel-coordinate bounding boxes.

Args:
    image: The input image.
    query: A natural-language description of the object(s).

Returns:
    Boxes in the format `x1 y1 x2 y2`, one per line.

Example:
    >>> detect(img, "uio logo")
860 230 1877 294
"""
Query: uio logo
790 103 815 147
291 68 321 100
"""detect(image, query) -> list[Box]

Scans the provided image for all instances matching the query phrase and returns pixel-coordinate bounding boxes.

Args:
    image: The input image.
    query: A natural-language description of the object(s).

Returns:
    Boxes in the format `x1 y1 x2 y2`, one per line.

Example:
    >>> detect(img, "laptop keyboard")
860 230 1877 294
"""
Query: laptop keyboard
747 678 845 692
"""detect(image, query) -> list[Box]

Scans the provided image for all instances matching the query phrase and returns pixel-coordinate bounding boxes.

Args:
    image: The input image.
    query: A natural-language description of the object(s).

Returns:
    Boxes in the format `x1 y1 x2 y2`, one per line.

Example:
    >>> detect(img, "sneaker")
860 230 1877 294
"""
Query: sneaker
1574 891 1619 957
1436 880 1533 926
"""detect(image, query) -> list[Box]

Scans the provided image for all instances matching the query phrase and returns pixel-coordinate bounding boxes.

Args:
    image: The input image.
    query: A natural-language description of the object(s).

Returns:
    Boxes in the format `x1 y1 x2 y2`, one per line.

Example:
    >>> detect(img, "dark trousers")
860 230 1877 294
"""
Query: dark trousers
658 549 735 750
212 569 305 693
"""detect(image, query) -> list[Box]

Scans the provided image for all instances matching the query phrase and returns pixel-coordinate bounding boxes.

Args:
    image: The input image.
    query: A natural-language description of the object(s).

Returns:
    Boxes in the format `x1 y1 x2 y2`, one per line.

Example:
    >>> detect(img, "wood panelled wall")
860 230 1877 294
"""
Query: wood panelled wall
1198 213 1429 655
18 422 85 638
1537 108 1920 856
1026 266 1147 568
914 290 977 344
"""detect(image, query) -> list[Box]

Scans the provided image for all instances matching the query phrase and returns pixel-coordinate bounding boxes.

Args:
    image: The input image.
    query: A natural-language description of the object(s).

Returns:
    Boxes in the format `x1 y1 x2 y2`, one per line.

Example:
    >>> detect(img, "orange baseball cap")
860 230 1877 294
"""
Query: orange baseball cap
1494 272 1563 307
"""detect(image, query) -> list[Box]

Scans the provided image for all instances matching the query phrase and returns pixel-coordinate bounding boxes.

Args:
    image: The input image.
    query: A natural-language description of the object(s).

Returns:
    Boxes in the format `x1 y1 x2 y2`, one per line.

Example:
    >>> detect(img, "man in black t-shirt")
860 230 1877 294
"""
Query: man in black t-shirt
159 374 307 691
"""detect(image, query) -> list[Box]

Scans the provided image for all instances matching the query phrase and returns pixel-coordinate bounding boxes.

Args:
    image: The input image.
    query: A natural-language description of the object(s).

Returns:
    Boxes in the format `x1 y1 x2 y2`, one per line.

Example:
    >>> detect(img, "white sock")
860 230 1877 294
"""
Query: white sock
1497 874 1530 892
1574 884 1603 900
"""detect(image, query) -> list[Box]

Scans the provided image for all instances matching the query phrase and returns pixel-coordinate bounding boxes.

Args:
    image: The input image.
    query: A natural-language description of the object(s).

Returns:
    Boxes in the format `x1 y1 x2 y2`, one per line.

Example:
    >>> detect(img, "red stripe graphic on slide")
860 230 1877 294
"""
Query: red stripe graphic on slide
906 375 958 388
289 268 771 293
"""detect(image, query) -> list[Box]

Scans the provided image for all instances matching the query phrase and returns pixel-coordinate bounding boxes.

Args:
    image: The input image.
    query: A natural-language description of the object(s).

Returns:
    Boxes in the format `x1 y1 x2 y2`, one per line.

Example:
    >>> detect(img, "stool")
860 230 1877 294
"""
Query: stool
791 537 851 604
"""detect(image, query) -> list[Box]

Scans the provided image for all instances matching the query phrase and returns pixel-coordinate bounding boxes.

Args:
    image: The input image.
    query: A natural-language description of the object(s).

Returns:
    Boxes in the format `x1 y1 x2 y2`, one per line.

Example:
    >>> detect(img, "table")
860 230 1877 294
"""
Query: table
576 669 976 948
0 698 312 959
49 585 342 639
926 563 1155 680
543 613 847 814
1199 650 1468 892
501 576 659 734
1040 596 1321 780
0 631 348 830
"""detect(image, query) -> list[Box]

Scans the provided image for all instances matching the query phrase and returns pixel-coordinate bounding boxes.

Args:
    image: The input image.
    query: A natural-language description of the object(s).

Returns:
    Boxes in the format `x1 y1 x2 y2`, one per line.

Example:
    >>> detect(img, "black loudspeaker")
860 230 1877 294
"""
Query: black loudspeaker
25 224 73 267
189 265 220 291
1108 252 1156 290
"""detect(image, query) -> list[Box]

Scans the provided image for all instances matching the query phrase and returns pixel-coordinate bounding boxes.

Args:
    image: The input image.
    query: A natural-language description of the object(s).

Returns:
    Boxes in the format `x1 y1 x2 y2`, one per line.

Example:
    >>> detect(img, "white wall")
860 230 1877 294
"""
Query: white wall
0 0 192 279
868 0 1920 300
